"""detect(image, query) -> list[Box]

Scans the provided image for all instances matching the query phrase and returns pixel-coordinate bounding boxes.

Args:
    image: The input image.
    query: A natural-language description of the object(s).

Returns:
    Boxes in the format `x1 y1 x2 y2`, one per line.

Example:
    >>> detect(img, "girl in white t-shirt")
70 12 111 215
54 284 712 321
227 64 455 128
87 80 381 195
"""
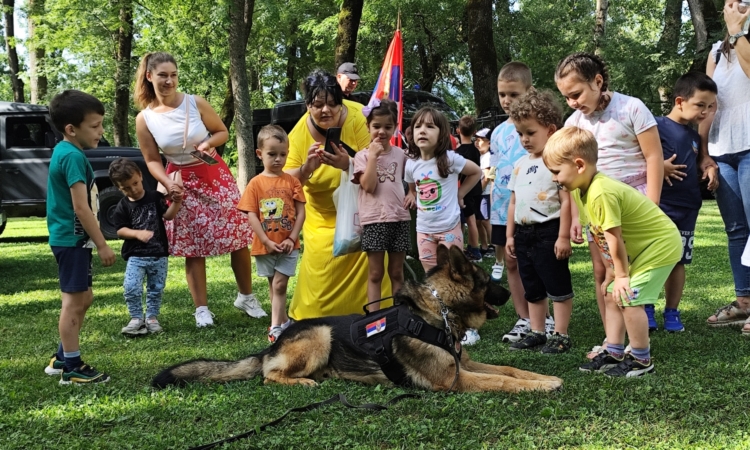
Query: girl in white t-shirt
555 52 664 357
404 107 482 272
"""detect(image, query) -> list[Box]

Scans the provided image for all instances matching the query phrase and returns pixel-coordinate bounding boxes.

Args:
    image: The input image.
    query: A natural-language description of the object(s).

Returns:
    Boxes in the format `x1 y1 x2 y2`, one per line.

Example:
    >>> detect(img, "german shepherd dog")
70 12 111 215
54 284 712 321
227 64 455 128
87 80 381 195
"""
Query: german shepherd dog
153 245 563 393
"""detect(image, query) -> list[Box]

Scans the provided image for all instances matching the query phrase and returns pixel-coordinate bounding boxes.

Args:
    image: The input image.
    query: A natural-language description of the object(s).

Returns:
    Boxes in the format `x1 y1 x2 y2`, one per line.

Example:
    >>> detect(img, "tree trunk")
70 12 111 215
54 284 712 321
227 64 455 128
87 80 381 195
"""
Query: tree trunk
466 0 499 115
687 0 723 71
28 0 47 104
593 0 609 56
282 20 299 102
2 0 25 103
228 0 256 189
657 0 684 109
334 0 364 68
216 73 234 156
113 0 134 147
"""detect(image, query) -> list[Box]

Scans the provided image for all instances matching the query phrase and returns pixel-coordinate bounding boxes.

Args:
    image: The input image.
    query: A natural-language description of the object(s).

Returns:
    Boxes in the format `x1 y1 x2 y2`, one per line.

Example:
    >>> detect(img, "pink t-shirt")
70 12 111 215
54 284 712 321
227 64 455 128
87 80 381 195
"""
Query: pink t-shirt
565 92 656 181
351 146 411 226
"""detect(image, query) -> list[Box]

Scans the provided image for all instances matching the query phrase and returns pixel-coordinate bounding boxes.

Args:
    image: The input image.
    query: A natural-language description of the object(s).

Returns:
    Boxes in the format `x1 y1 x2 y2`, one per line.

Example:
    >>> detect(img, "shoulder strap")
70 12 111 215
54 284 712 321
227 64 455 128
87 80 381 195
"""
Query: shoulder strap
183 95 191 151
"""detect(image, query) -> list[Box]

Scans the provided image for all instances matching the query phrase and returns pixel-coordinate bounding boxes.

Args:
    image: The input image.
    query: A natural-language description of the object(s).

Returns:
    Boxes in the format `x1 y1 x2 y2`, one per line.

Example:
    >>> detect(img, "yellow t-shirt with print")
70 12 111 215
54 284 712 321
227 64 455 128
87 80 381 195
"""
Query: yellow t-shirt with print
572 173 681 275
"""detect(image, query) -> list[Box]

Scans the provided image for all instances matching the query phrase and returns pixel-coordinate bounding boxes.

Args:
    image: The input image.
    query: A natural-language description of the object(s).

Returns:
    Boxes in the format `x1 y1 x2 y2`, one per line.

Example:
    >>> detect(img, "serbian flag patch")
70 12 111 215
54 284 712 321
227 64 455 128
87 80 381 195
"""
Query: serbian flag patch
366 318 387 337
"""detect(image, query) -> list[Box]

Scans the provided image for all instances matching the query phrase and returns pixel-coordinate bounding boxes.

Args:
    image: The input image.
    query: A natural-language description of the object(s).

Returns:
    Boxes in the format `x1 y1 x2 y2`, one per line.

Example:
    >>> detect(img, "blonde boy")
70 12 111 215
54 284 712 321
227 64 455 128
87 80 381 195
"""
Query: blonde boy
543 128 682 377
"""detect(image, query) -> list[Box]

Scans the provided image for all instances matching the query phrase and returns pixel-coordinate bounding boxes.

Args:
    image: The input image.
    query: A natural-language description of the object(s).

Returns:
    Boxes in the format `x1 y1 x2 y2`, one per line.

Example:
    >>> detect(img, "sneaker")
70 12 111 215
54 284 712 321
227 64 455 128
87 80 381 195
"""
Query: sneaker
268 319 294 344
59 364 111 385
121 318 147 336
461 328 481 346
464 247 482 263
45 355 65 376
194 308 215 328
541 332 572 354
145 317 163 334
234 293 268 318
663 309 684 333
509 331 547 351
481 246 495 259
491 263 504 282
579 350 624 373
604 355 654 377
645 304 658 332
545 316 555 338
502 318 530 343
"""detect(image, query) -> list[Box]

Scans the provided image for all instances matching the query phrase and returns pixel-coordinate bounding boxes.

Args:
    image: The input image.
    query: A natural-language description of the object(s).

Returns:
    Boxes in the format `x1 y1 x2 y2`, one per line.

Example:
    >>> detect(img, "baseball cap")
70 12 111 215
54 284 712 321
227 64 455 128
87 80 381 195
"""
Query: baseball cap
474 128 491 139
337 62 361 80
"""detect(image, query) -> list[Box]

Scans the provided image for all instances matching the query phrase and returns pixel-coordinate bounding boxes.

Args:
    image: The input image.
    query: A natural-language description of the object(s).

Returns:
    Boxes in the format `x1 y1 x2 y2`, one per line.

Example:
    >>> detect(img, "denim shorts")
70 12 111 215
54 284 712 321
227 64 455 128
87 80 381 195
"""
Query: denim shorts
51 246 92 293
660 204 699 265
514 219 574 303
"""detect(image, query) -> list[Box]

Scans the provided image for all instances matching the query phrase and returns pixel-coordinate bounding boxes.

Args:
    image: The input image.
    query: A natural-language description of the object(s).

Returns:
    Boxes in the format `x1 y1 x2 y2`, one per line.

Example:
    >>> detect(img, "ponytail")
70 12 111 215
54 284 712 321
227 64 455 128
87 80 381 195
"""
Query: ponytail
133 52 177 110
555 52 611 111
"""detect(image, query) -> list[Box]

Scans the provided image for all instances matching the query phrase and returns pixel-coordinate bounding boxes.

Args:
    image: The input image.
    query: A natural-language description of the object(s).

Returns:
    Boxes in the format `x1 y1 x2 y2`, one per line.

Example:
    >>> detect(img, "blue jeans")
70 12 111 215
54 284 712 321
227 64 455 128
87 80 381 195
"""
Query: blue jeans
123 257 168 318
714 149 750 297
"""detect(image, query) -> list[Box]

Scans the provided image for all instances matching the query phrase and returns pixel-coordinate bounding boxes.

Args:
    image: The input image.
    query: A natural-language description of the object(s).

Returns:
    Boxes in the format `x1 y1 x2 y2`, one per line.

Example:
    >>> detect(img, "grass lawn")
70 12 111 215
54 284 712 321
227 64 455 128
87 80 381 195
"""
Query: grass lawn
1 201 749 449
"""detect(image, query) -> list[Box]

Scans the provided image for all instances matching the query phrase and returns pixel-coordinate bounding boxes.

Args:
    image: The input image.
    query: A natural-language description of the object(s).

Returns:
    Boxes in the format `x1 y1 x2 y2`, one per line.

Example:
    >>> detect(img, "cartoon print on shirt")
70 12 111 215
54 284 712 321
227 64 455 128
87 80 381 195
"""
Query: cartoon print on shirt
590 224 614 268
378 162 397 183
259 197 287 232
416 171 442 206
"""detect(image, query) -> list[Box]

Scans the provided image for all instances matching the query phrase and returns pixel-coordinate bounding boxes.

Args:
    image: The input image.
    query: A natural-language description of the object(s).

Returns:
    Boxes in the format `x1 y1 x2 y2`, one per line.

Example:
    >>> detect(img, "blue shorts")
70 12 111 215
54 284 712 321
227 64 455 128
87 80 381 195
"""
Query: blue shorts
51 246 93 293
659 204 699 265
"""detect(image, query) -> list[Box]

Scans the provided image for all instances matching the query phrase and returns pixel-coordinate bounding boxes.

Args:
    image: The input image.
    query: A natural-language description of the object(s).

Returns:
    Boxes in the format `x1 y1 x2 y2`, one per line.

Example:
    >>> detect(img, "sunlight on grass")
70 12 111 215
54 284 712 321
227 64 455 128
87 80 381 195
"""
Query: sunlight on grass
1 203 749 449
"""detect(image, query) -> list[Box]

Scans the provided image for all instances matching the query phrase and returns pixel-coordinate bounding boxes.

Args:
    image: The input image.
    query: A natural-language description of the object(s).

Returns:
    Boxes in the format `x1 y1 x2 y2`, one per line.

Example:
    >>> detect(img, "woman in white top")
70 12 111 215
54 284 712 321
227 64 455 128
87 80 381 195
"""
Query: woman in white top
701 1 750 335
134 52 260 328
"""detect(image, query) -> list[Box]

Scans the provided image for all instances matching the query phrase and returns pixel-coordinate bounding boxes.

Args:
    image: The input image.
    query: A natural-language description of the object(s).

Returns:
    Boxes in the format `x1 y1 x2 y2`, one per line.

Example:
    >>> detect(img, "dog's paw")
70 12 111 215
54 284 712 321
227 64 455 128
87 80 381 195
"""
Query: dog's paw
545 379 563 391
297 378 318 387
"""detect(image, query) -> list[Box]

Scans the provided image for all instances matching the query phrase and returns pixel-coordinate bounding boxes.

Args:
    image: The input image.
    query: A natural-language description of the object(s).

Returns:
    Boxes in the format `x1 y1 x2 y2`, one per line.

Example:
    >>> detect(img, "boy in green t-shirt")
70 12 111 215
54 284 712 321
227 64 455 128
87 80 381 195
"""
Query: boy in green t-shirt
542 127 682 377
44 90 116 384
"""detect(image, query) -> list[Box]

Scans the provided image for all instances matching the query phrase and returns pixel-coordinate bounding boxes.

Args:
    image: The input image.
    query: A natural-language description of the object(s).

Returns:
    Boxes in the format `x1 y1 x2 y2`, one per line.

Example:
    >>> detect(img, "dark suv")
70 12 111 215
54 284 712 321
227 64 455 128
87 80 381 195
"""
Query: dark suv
0 101 158 239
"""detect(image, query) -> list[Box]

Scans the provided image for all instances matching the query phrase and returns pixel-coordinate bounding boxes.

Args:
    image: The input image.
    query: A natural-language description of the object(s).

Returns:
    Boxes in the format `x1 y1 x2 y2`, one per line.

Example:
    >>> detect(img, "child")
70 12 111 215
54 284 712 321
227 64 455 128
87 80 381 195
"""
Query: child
544 127 681 376
44 90 116 384
352 99 410 312
555 52 664 352
109 158 182 336
455 115 484 262
475 128 494 257
237 125 306 343
656 72 718 332
404 107 482 344
490 62 554 343
505 89 575 354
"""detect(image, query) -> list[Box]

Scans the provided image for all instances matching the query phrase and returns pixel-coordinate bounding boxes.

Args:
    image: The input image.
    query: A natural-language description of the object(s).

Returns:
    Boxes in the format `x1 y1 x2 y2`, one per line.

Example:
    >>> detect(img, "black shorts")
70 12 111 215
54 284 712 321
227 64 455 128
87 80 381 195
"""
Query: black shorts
361 221 411 253
513 219 574 303
51 246 93 293
660 204 699 265
461 195 482 220
492 225 508 247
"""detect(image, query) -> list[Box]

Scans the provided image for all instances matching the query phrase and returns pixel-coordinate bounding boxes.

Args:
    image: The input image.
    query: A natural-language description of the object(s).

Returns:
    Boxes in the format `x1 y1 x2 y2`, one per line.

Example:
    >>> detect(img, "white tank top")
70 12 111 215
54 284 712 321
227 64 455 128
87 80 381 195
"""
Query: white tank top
141 94 210 165
709 41 750 157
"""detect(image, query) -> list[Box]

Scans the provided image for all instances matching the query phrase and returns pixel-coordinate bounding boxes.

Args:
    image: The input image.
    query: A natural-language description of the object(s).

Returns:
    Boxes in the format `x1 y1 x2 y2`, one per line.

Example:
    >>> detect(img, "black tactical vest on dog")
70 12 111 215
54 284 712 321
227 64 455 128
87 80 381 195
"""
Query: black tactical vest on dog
349 303 458 386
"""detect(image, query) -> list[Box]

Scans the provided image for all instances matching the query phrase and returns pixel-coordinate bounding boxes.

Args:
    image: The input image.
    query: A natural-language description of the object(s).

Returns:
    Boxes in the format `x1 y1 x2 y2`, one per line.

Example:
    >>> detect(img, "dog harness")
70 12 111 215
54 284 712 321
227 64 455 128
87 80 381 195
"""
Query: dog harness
349 302 461 387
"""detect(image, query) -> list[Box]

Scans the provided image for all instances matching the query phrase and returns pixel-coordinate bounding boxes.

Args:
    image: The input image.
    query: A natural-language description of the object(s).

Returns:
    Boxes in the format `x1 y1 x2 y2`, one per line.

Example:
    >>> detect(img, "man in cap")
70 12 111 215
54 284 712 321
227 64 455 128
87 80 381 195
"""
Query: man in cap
336 62 361 100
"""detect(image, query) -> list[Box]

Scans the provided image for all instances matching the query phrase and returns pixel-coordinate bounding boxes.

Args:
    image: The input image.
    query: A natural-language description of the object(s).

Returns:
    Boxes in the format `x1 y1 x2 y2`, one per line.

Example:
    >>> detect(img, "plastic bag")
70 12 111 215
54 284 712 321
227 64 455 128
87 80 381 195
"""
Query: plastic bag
332 162 362 256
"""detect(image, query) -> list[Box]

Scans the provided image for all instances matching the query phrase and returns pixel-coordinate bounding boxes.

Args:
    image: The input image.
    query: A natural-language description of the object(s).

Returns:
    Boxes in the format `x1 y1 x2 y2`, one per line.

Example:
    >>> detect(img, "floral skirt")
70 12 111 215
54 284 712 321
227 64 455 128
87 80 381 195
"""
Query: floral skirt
165 156 252 257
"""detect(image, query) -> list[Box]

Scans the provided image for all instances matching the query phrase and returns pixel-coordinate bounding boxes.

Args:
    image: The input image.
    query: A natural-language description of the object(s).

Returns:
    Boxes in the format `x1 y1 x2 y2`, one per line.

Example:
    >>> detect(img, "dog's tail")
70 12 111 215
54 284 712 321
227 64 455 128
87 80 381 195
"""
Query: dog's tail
152 354 264 388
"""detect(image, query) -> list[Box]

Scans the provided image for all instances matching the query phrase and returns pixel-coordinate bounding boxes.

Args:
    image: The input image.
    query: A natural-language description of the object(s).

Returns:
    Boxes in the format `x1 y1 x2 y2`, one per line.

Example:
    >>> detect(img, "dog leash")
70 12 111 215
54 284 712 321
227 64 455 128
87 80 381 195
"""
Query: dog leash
188 392 420 450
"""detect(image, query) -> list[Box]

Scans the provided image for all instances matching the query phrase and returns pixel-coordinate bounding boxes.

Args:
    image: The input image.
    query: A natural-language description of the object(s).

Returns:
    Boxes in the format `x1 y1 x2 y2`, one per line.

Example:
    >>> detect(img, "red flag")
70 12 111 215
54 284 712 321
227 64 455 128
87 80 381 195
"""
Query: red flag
366 29 403 146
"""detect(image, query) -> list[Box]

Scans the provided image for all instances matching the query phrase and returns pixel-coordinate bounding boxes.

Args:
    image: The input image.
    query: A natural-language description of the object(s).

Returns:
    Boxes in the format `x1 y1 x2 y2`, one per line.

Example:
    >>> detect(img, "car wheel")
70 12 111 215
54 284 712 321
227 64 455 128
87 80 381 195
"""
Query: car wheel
99 186 124 240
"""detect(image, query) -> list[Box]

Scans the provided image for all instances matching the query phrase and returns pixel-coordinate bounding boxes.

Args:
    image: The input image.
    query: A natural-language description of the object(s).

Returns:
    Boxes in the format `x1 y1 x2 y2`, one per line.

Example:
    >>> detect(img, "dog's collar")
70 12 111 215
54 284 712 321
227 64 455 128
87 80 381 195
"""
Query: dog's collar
427 286 459 339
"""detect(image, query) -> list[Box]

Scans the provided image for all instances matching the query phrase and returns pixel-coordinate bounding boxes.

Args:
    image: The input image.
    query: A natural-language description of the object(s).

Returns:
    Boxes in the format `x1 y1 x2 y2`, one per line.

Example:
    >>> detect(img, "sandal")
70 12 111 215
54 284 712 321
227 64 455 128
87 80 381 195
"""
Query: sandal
706 301 750 327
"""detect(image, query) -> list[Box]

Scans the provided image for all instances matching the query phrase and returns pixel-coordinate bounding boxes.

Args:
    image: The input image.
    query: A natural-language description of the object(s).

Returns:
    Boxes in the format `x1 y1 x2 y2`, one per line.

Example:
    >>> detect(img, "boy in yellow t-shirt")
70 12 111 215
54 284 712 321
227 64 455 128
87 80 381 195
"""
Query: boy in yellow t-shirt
542 127 682 377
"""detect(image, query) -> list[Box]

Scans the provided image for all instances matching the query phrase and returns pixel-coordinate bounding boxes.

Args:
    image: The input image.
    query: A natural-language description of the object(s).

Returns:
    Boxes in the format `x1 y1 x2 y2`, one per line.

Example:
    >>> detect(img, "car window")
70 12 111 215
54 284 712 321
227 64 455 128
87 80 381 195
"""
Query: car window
6 117 50 148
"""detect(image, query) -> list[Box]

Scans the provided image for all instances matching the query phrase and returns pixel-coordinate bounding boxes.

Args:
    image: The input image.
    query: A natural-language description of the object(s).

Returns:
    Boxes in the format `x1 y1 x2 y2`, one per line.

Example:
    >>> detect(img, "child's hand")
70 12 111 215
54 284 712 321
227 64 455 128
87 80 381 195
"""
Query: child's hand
404 192 416 209
554 237 572 260
570 221 584 244
663 154 687 186
369 140 384 158
611 276 634 308
601 268 615 298
171 191 184 203
262 238 284 254
705 165 719 191
458 195 465 209
505 238 516 259
279 237 295 254
97 245 116 267
135 230 154 243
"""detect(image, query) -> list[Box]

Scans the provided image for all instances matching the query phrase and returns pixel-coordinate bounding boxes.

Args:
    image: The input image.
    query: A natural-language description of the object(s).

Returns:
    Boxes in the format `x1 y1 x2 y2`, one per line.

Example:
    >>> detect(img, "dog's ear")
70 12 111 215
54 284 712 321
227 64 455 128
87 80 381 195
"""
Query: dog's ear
435 244 451 268
448 245 472 280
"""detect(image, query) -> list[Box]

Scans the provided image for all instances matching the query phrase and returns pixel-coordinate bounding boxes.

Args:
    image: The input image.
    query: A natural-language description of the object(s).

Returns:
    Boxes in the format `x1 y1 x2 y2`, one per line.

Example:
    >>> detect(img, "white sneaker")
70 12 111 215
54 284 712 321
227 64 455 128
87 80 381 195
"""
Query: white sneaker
461 328 481 346
545 316 555 338
234 293 267 318
491 263 504 282
121 318 147 336
502 318 530 343
194 308 215 327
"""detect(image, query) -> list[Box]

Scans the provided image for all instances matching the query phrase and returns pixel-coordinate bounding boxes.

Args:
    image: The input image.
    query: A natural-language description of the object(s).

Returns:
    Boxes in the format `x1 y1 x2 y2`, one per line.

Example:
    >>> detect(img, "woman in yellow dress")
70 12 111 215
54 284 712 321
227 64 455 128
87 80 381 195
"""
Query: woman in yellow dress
284 70 391 319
